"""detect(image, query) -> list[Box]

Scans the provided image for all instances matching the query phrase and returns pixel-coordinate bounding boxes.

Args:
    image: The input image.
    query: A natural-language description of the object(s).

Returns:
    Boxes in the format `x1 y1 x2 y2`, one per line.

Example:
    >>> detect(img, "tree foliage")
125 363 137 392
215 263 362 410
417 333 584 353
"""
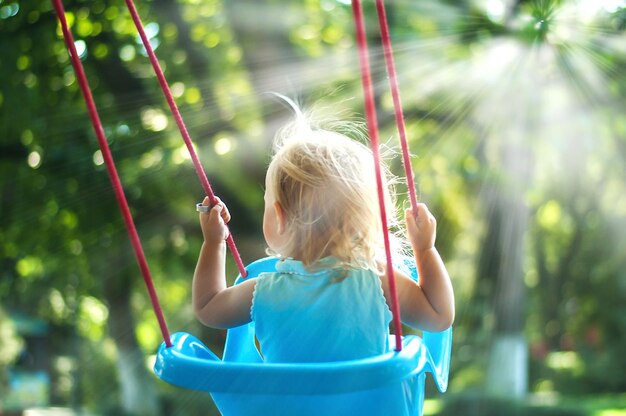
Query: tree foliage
1 0 625 412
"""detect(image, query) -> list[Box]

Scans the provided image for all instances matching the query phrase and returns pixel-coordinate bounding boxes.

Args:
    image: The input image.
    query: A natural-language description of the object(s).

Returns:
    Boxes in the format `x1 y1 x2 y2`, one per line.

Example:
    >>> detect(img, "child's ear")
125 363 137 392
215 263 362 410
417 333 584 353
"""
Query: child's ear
274 201 286 235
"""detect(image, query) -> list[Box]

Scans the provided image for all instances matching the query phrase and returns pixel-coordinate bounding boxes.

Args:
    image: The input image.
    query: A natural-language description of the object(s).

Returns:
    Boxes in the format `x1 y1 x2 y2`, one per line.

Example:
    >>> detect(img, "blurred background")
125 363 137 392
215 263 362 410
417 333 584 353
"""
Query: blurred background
1 0 625 415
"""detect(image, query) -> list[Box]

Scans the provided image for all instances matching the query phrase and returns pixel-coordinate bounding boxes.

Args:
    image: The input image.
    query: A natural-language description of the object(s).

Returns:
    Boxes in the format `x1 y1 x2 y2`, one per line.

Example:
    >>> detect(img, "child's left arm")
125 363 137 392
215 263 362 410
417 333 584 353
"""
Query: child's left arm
383 204 455 332
192 197 256 329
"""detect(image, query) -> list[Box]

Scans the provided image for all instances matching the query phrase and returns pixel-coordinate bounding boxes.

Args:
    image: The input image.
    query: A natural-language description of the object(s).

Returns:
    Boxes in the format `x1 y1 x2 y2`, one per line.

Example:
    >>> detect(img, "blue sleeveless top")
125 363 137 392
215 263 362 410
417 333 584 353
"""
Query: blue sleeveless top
251 258 392 363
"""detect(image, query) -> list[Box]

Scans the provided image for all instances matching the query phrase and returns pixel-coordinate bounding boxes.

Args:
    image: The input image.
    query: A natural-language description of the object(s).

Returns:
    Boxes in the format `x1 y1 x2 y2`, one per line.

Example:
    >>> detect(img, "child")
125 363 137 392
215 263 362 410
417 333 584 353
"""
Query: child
192 108 454 363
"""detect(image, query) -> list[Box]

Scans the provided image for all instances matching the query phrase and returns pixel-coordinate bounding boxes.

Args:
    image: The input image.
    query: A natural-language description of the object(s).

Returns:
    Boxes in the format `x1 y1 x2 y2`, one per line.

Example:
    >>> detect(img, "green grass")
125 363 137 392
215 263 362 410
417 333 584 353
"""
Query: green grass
559 394 626 416
423 399 445 415
423 394 626 416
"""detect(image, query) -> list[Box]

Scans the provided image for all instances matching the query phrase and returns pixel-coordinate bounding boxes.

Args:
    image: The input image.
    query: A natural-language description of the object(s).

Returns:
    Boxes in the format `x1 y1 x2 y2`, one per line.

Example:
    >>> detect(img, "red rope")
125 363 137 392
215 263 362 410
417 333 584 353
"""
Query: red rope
124 0 247 278
51 0 172 347
375 0 419 215
351 0 403 351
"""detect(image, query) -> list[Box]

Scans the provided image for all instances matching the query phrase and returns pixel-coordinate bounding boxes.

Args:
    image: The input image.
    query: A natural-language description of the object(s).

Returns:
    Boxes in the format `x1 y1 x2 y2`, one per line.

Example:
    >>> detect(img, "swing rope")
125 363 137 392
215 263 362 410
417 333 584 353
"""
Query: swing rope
374 0 420 215
126 0 409 350
54 0 414 354
351 0 403 351
51 0 172 347
123 0 247 279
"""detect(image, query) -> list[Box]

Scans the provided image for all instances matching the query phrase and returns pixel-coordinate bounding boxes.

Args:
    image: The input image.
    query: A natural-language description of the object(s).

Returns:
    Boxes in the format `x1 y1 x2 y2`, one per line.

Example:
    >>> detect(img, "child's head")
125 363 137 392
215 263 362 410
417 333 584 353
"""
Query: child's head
263 104 400 271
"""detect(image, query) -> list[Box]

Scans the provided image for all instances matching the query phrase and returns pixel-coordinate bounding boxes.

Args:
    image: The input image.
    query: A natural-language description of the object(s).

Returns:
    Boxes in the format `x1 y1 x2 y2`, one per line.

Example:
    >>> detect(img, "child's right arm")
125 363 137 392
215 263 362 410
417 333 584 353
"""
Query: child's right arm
382 203 455 332
192 197 256 329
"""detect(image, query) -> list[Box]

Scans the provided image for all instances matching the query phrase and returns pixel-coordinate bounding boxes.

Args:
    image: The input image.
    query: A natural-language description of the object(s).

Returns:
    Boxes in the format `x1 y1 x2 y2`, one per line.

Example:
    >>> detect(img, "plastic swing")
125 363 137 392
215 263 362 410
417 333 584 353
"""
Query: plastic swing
156 257 451 415
52 0 452 414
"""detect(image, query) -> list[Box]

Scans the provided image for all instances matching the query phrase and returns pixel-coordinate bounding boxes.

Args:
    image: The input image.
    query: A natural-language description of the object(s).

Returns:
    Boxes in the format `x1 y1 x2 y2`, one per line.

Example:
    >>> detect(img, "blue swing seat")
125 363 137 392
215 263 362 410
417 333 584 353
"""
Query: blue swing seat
154 256 452 416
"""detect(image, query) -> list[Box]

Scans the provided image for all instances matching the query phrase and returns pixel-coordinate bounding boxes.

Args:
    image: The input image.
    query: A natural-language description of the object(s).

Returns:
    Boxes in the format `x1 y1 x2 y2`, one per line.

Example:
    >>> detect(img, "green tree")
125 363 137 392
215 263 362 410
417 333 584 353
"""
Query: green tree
1 1 625 413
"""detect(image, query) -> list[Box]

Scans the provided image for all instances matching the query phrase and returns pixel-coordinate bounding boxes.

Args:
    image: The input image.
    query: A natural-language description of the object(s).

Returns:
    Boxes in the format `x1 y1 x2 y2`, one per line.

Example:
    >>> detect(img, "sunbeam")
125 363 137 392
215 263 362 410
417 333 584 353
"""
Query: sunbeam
2 0 625 413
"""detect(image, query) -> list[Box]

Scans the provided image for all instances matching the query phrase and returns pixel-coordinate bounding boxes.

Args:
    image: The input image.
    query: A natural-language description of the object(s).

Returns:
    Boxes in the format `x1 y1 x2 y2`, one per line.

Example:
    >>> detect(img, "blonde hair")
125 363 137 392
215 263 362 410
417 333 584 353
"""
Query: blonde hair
266 100 403 272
